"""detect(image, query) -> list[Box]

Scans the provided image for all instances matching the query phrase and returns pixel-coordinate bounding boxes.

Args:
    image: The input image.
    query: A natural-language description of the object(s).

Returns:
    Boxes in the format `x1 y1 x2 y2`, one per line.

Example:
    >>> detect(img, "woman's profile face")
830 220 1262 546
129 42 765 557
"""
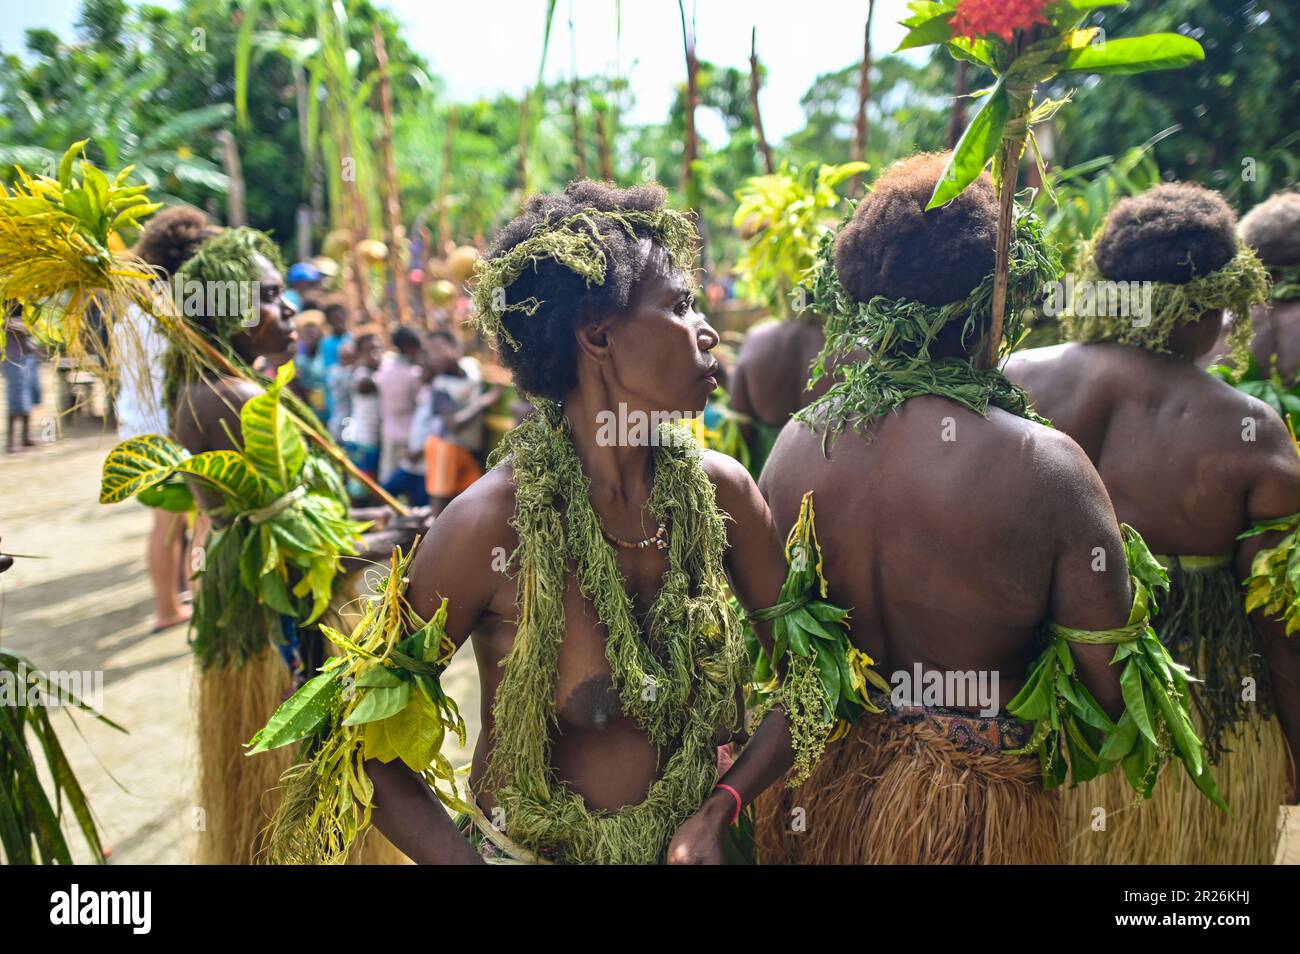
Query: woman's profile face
601 243 720 415
233 254 298 361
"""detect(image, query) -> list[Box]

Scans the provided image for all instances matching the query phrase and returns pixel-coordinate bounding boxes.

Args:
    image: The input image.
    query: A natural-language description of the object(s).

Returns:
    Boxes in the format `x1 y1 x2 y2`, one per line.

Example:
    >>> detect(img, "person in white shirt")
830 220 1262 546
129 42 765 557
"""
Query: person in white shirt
115 206 217 632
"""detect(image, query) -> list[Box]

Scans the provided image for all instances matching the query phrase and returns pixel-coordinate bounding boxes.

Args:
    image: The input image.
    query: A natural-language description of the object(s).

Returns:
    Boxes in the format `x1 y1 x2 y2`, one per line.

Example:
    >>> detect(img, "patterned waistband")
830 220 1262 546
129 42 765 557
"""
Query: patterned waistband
871 691 1032 756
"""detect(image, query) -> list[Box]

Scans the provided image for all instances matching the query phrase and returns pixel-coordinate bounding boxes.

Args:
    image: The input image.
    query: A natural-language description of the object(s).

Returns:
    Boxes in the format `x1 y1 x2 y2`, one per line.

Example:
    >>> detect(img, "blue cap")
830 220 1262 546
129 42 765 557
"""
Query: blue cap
287 262 323 284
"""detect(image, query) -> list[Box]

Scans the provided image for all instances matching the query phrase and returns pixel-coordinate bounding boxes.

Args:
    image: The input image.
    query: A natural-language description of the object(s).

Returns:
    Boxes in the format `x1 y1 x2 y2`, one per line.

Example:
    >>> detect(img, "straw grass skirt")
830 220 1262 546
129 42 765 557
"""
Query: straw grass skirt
1059 709 1289 864
194 648 294 865
753 714 1062 864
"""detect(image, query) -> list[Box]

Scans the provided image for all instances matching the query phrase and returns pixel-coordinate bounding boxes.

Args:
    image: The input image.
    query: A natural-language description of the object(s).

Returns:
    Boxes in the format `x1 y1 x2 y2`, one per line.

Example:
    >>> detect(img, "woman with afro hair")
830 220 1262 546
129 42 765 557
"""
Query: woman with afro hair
255 179 859 865
755 153 1162 864
1008 181 1298 864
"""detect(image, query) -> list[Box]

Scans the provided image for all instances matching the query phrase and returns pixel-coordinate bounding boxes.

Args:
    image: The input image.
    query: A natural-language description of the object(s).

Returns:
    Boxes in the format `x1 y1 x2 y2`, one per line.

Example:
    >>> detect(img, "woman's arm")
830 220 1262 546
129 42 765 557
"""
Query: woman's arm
364 470 517 862
666 452 799 864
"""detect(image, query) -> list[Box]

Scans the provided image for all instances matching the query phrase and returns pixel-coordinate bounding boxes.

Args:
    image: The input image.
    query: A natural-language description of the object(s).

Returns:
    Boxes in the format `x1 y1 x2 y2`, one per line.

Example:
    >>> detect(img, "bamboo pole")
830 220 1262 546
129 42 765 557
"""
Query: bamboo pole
748 28 775 175
372 25 412 326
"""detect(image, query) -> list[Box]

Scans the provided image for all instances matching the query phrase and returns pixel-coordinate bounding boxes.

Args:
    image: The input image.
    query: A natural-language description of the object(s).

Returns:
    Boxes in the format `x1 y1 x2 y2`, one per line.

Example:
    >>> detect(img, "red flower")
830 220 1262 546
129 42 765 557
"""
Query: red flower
950 0 1049 44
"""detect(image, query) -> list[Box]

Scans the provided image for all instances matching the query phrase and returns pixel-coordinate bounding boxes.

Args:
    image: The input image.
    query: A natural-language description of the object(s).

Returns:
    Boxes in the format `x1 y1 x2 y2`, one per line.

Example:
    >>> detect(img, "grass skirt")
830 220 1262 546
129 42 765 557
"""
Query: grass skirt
1060 706 1289 864
194 648 293 865
1153 556 1273 760
1060 557 1292 864
753 712 1061 864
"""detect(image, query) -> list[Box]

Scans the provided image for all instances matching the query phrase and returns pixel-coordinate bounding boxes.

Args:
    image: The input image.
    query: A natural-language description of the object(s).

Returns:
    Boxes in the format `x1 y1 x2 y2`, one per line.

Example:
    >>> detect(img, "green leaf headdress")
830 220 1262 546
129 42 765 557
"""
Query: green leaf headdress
470 207 699 354
1061 230 1270 372
796 199 1061 447
163 226 286 411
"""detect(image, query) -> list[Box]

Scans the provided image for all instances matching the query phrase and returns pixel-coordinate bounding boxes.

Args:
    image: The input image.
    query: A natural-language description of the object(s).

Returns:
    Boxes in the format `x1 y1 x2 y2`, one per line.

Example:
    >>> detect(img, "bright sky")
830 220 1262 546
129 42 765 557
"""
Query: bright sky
0 0 917 143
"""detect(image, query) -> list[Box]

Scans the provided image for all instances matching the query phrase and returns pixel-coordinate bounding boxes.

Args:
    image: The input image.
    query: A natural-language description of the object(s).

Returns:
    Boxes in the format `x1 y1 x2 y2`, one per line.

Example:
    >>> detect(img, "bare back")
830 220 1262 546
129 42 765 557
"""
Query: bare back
760 395 1131 711
730 319 829 428
1007 342 1297 555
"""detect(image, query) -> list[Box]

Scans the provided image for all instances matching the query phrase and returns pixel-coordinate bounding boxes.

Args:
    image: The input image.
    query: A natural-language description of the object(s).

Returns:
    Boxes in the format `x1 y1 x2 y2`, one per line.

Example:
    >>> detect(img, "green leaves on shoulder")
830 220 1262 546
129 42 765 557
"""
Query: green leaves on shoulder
241 361 306 491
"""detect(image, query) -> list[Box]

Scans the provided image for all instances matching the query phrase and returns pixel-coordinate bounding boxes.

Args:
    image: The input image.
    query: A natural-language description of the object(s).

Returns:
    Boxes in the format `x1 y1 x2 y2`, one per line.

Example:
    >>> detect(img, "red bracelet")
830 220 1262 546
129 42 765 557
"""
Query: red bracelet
714 782 743 826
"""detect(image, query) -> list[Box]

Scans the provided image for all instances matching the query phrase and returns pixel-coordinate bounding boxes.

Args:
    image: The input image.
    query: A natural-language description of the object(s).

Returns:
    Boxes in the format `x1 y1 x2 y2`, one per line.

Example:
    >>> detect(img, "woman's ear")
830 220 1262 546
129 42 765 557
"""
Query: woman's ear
574 316 613 364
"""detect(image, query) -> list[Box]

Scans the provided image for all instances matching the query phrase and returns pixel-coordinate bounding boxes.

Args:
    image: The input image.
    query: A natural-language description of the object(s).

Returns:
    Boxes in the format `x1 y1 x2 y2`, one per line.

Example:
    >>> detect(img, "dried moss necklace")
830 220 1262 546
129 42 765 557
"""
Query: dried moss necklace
482 400 746 863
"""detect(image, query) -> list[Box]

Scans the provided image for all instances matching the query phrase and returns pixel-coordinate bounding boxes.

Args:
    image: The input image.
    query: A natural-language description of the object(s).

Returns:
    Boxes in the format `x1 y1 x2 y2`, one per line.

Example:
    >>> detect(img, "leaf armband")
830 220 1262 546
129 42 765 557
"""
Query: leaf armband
744 492 887 787
247 544 470 864
1239 510 1300 637
1007 525 1226 811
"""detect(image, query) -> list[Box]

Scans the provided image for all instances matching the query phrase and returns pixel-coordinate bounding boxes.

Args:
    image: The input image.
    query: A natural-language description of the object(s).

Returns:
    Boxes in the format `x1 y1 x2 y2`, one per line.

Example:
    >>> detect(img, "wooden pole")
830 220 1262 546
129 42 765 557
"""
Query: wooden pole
437 106 456 252
983 135 1023 370
677 1 706 274
850 1 874 197
748 27 775 175
215 130 246 227
372 25 412 326
568 10 587 178
594 106 615 181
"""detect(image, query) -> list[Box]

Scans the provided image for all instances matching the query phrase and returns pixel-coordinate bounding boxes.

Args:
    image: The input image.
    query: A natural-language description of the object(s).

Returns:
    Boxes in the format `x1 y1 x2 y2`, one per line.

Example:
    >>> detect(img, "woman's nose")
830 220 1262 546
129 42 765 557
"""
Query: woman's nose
697 318 719 352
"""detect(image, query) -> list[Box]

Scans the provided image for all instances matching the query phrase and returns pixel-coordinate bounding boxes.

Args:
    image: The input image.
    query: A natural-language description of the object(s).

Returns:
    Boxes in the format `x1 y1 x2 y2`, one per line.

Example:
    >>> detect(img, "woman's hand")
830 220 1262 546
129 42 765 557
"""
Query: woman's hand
665 790 733 865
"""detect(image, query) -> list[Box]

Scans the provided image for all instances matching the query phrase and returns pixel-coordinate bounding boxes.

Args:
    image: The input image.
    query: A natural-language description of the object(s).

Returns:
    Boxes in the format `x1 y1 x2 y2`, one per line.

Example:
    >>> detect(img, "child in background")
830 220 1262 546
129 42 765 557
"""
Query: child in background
293 310 328 416
380 364 434 507
343 332 382 498
375 325 424 481
423 330 499 514
326 340 355 442
318 302 351 423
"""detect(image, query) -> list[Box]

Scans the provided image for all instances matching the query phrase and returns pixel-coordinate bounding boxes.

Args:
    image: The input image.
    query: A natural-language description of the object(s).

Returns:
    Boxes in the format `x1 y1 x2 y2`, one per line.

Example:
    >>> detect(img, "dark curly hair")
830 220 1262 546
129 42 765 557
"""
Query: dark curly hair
132 205 219 277
1094 182 1238 284
487 179 681 401
834 152 998 308
1240 191 1300 269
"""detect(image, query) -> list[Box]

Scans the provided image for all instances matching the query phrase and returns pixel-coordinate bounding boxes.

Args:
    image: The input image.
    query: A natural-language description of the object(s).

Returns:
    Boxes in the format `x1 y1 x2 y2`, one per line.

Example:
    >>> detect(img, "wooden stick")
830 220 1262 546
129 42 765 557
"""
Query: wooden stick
983 135 1023 371
372 25 413 327
748 28 775 175
850 1 875 198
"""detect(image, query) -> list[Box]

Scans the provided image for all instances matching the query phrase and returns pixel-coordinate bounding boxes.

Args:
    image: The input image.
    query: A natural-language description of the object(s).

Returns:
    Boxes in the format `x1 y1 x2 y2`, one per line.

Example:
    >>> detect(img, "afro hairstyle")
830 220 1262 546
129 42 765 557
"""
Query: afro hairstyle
488 179 684 401
1240 191 1300 269
1094 182 1238 284
834 152 998 308
133 205 220 277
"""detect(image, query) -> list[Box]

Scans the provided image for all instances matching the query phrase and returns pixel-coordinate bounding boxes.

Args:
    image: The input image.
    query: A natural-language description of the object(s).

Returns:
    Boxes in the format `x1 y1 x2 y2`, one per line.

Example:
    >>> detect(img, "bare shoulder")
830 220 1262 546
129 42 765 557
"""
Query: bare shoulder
997 412 1111 512
174 376 262 451
425 465 518 550
407 464 518 623
734 318 788 360
700 447 760 514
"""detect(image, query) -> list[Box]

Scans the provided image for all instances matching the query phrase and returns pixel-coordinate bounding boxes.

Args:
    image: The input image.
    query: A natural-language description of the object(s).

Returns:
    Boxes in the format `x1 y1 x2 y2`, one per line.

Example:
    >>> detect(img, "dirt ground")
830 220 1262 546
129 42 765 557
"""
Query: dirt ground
1 389 480 864
1 383 1296 864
